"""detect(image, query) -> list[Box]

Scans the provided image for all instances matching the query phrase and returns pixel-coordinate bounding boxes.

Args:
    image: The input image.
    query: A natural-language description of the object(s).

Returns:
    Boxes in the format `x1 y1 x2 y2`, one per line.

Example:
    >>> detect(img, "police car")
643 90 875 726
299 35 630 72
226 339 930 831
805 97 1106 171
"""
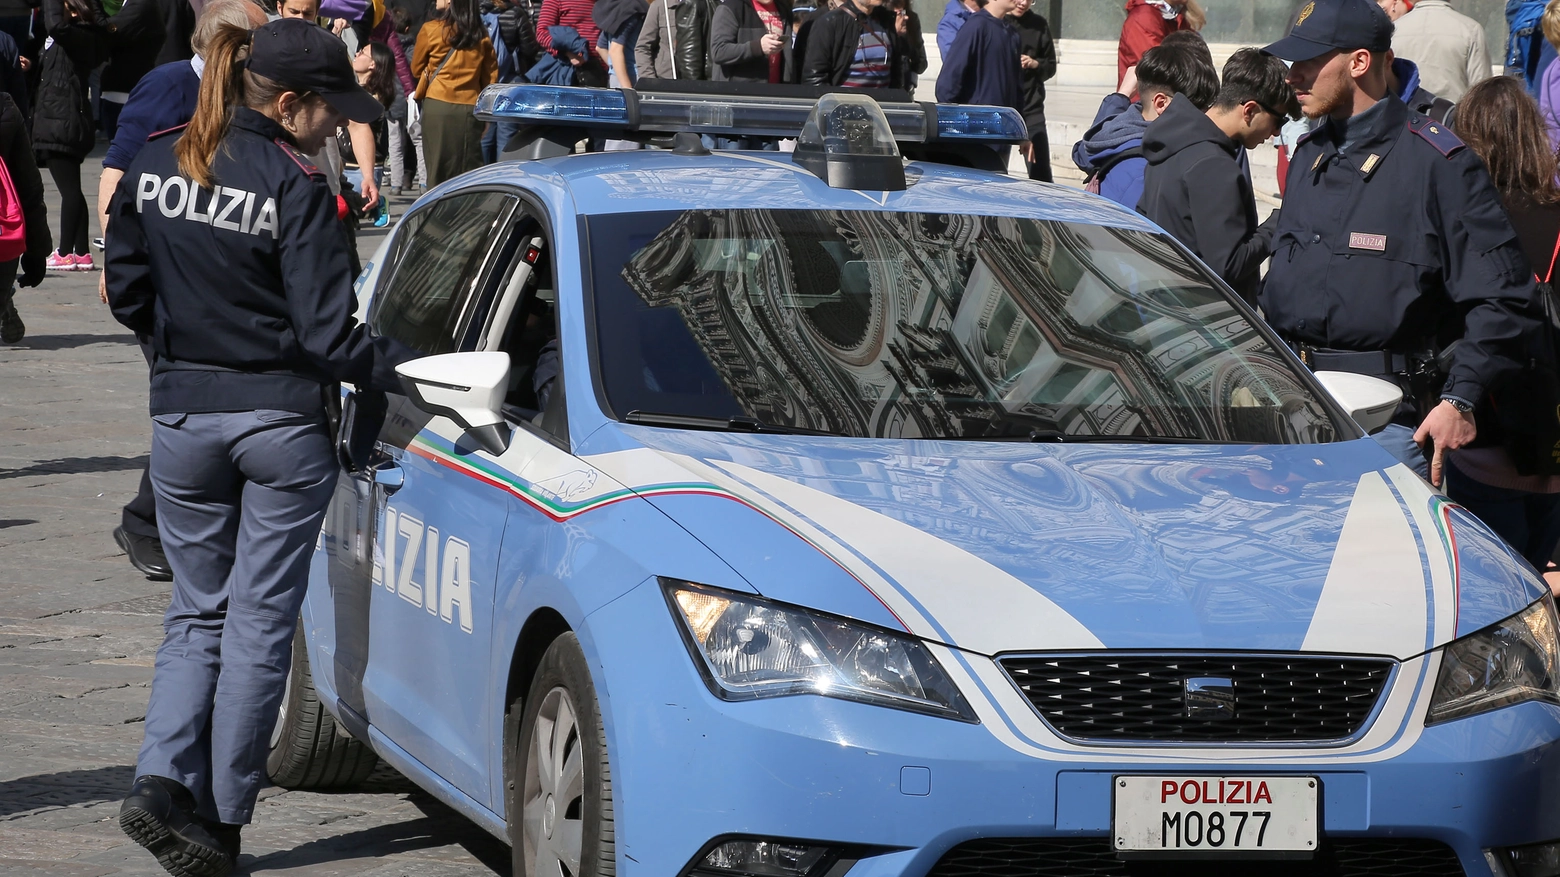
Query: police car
270 84 1560 877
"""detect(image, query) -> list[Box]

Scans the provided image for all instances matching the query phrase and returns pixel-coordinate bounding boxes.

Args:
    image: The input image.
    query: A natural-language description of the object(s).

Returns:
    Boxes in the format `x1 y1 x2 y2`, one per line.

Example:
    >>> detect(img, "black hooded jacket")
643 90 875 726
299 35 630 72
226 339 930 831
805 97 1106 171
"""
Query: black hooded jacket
33 0 108 159
1138 96 1273 305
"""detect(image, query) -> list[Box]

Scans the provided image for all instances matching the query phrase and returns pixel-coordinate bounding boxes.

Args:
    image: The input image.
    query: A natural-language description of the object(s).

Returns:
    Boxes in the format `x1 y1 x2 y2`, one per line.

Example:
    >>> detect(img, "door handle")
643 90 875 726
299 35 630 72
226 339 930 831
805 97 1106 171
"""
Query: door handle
371 460 404 494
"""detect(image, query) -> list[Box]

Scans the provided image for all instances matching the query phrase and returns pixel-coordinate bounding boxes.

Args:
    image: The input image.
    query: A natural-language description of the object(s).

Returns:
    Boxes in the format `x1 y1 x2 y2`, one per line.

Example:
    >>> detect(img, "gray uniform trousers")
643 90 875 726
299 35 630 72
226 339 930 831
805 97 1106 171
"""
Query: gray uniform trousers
136 409 338 825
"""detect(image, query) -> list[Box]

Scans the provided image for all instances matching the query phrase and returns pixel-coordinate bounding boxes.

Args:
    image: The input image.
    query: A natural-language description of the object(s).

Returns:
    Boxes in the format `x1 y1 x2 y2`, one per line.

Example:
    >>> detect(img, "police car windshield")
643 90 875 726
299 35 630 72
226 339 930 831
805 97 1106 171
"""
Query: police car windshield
587 210 1341 444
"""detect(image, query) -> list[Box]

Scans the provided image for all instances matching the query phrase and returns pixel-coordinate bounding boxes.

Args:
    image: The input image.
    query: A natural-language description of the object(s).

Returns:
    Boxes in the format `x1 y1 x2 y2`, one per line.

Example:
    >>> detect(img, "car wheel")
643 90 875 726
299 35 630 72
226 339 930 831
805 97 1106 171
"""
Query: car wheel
266 618 378 789
510 633 616 877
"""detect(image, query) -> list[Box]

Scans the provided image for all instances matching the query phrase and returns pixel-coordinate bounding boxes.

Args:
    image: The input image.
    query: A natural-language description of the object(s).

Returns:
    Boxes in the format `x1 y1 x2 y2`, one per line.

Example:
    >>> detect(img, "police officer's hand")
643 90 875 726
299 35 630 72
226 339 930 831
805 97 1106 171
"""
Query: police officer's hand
1413 401 1478 488
98 271 108 304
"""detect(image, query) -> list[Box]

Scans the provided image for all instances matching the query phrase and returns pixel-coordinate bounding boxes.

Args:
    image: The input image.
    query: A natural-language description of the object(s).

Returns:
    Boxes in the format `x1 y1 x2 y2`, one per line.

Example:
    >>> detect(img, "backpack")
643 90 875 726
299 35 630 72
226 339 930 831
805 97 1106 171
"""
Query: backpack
0 156 27 263
1084 145 1142 195
1492 231 1560 475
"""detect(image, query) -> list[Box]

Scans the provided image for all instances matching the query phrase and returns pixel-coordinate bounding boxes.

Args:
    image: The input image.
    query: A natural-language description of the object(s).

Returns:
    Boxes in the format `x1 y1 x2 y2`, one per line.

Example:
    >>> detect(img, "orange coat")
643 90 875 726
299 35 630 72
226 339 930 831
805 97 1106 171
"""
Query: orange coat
412 20 499 105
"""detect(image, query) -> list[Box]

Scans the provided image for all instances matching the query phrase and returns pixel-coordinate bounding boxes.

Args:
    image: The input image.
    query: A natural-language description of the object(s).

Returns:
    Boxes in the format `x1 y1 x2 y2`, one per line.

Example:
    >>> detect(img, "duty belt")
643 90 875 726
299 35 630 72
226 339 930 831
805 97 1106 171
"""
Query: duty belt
1291 344 1439 380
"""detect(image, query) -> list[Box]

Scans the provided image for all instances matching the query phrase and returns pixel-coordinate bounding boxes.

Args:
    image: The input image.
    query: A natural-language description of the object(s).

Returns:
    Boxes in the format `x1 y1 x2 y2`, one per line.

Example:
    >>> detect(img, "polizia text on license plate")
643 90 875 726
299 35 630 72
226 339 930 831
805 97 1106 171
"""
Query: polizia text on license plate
1113 776 1318 854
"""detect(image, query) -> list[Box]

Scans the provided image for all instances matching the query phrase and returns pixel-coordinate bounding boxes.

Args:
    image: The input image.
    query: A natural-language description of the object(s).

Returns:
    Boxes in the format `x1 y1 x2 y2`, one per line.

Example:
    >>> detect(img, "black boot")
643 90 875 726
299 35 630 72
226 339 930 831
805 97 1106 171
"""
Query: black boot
0 291 22 344
196 816 242 862
119 776 234 877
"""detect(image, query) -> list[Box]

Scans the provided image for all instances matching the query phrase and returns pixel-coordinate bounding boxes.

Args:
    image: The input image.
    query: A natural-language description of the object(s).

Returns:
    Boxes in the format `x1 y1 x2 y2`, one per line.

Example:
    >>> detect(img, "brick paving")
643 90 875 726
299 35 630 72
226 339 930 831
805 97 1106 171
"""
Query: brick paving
0 147 507 875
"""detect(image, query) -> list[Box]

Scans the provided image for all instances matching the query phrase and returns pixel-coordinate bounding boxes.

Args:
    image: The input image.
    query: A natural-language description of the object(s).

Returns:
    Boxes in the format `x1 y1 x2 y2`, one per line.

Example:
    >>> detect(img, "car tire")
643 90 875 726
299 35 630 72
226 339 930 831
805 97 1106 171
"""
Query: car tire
266 618 379 789
509 633 616 877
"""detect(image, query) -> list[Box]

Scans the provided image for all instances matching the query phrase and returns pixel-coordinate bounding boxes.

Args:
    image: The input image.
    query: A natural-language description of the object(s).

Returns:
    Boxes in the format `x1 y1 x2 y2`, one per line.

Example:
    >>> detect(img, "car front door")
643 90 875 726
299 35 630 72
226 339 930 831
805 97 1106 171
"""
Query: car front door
333 188 525 802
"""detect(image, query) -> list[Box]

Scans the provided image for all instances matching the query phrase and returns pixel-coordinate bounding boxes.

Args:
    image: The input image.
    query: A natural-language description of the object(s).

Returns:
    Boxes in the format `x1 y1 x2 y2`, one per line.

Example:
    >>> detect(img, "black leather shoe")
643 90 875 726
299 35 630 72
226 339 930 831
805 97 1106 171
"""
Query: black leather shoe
119 776 233 877
115 527 172 581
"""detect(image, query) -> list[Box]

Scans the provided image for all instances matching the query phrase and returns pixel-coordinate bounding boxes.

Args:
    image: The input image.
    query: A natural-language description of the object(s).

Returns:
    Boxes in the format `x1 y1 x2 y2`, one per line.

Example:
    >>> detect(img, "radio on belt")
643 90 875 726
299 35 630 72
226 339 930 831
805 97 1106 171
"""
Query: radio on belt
471 82 1028 190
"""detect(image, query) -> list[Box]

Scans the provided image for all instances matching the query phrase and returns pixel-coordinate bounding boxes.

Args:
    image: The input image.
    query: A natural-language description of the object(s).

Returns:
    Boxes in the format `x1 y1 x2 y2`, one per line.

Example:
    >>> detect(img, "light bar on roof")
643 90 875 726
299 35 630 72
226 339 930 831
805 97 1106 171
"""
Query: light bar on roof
473 84 1026 145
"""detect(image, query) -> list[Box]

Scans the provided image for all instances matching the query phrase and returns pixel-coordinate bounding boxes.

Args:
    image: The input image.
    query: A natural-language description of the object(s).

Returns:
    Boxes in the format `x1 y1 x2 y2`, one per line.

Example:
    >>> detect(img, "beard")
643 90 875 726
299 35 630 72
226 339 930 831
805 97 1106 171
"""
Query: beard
1300 74 1351 120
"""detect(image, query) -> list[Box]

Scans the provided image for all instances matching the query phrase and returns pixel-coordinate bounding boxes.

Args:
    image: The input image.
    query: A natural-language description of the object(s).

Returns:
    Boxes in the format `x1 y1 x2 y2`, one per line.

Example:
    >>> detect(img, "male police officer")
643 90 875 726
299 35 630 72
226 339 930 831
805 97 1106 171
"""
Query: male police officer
1260 0 1540 490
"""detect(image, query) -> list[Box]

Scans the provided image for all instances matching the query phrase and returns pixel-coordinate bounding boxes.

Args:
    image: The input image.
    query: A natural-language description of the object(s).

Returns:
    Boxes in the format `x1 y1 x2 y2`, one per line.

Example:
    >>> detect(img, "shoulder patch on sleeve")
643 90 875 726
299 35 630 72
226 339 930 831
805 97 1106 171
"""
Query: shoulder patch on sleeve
273 138 324 177
147 123 188 140
1407 113 1465 157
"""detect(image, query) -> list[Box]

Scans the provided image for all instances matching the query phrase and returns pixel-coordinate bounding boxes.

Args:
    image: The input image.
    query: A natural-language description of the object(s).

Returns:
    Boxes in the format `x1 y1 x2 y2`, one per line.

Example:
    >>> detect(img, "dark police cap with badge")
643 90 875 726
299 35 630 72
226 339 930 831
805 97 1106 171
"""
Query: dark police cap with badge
1262 0 1393 62
249 18 384 124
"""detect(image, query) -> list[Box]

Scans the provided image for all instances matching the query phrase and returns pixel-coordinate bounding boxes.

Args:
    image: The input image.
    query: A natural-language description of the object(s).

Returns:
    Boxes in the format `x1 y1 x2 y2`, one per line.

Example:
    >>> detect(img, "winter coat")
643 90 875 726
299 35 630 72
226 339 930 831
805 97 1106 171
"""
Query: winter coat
934 0 970 60
524 24 585 84
1544 53 1560 147
1117 0 1186 88
1138 95 1272 305
539 0 605 76
34 0 109 160
493 1 541 73
635 0 713 80
0 91 52 285
0 29 27 119
102 0 195 95
1012 8 1053 133
1071 93 1148 208
372 11 417 96
934 8 1018 110
709 0 791 83
799 0 900 88
102 57 197 170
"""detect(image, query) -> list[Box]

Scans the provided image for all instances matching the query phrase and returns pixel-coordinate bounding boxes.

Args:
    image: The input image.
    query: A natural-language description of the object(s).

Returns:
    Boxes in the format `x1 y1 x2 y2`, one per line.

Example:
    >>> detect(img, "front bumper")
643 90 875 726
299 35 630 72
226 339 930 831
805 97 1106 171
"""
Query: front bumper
584 579 1560 876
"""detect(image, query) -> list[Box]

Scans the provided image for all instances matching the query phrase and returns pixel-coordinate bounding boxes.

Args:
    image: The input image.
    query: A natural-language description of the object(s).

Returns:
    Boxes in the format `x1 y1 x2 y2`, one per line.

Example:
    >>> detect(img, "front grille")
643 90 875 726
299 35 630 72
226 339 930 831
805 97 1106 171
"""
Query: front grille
926 838 1465 877
1000 654 1394 743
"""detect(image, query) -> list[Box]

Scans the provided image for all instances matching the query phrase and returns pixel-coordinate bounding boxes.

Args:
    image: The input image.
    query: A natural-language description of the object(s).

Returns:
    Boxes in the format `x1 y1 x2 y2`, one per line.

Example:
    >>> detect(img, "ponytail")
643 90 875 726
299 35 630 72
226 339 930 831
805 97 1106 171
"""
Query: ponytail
176 24 253 189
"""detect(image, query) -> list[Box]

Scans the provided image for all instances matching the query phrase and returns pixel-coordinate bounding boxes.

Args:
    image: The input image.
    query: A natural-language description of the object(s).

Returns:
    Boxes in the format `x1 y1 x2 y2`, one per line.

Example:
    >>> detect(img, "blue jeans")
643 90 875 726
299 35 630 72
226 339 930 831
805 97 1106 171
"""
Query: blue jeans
1445 460 1560 570
137 409 338 823
481 118 522 164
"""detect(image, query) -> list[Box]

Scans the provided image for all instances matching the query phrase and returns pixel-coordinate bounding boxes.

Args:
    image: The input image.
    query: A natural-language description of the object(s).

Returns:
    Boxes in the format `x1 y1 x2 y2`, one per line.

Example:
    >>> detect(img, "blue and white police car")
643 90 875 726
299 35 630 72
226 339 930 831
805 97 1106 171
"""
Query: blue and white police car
269 84 1560 877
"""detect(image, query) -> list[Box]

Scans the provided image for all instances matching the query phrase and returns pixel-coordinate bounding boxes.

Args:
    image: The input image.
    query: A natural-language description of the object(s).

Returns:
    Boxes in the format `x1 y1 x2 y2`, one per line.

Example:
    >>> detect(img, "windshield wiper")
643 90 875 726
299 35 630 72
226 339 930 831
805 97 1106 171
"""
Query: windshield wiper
623 410 842 436
952 429 1218 444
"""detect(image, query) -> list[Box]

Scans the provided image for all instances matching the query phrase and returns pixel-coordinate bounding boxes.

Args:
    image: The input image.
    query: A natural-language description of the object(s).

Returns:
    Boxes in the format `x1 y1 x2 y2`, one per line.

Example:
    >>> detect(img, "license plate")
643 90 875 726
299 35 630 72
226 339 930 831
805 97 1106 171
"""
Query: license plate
1113 776 1318 855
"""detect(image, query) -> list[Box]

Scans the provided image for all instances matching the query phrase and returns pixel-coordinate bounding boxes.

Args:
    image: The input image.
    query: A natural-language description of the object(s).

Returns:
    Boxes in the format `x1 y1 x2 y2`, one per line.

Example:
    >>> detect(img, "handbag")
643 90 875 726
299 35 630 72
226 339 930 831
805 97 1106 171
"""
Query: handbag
408 47 454 139
1493 231 1560 475
0 155 27 263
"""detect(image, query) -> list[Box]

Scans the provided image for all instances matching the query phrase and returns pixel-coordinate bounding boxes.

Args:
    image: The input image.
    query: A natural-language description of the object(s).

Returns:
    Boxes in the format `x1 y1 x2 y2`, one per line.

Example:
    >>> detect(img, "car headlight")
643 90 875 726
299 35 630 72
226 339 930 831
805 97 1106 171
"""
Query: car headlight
663 579 976 722
1426 594 1560 725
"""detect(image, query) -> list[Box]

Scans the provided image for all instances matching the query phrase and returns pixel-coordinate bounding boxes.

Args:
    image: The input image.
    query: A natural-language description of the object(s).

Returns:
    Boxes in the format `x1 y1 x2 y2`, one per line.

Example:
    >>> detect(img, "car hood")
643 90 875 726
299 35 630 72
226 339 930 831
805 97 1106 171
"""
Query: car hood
581 429 1543 659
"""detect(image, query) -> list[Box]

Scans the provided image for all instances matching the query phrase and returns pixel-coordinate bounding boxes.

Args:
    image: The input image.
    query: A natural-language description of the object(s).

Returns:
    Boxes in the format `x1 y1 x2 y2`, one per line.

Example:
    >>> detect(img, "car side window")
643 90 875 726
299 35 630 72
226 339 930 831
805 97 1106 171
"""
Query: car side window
369 191 518 355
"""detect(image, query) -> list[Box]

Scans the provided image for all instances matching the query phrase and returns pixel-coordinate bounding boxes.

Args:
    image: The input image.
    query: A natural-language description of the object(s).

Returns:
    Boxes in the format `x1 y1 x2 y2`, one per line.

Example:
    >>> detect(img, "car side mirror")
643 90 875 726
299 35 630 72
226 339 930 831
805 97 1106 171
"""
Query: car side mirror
395 351 513 456
1313 371 1403 436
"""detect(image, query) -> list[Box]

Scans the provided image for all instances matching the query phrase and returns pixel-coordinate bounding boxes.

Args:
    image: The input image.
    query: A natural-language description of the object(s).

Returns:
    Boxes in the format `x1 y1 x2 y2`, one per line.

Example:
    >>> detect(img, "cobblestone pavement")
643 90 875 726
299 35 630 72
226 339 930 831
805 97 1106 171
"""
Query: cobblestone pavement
0 150 508 876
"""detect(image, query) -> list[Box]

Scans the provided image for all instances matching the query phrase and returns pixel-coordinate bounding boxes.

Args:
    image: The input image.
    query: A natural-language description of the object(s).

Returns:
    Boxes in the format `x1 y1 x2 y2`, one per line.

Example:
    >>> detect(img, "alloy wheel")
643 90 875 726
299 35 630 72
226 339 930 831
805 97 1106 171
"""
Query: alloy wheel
523 685 585 876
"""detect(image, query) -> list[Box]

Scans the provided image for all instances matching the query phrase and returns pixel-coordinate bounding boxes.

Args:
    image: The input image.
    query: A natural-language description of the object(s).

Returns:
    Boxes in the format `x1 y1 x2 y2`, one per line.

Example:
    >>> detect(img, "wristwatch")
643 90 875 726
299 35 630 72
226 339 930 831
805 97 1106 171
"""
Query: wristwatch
1441 396 1475 414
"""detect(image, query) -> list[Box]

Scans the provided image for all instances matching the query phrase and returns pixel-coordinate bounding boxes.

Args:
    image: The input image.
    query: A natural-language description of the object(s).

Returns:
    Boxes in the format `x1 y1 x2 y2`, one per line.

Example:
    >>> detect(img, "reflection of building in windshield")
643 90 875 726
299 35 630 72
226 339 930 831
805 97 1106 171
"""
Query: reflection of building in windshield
620 210 1333 443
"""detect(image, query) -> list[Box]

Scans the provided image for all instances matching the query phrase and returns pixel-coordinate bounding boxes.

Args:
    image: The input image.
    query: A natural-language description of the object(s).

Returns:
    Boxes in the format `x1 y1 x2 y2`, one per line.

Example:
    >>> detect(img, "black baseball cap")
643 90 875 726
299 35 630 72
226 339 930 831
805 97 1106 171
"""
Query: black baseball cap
249 19 383 123
1262 0 1393 62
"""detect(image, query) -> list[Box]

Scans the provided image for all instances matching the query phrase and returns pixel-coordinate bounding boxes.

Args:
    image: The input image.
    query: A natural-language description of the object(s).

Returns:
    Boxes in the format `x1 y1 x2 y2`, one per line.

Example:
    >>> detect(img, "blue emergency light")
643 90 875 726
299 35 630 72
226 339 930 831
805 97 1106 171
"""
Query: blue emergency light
472 83 1026 191
474 83 1025 144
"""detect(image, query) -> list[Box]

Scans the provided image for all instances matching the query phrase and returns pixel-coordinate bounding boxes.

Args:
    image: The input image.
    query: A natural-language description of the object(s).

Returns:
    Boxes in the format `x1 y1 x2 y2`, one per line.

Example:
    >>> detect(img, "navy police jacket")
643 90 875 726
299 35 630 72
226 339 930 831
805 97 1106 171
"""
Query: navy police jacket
1259 94 1540 409
105 108 410 415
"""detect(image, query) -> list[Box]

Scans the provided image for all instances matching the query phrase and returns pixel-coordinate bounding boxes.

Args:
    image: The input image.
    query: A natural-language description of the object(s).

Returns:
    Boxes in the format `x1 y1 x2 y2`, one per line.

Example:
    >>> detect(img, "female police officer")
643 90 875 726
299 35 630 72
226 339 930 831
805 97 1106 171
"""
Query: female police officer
104 18 415 876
